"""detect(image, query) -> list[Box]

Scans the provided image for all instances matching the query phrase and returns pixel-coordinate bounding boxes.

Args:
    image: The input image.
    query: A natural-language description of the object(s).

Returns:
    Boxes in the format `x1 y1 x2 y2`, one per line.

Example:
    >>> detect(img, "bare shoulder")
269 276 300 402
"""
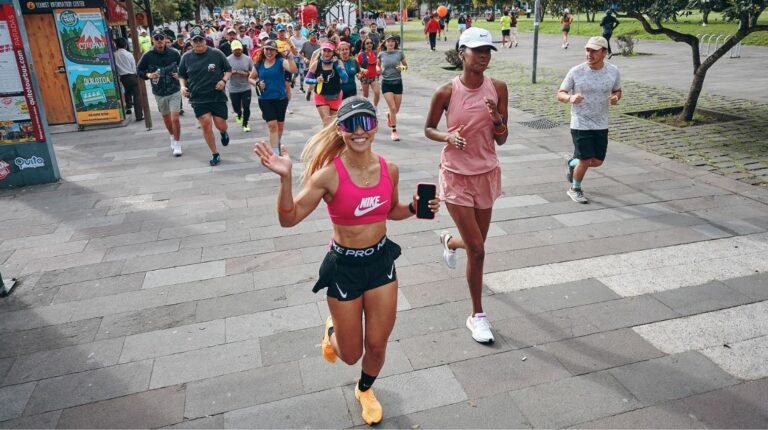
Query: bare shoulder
490 78 508 94
310 162 339 191
385 158 400 180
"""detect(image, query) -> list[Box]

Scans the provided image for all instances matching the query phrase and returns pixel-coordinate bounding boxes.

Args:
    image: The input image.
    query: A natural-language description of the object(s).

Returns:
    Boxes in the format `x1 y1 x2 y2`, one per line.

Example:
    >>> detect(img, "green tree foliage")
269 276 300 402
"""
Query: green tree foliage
618 0 767 121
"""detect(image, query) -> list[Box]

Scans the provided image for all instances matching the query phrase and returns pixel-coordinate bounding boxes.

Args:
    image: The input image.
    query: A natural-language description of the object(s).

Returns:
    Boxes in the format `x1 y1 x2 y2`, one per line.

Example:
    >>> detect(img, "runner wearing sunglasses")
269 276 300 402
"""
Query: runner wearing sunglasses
305 42 348 126
253 97 440 426
249 40 297 155
356 39 380 109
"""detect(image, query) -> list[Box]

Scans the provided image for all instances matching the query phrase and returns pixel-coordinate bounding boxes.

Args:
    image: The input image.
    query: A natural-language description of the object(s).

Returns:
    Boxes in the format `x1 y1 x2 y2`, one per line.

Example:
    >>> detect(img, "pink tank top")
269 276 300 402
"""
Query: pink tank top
441 75 500 175
327 154 393 225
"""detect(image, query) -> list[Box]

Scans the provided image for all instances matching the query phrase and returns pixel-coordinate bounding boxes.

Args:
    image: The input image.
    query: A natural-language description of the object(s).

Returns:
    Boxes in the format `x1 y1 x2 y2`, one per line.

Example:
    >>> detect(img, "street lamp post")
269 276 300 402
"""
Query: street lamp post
531 0 540 83
399 0 404 47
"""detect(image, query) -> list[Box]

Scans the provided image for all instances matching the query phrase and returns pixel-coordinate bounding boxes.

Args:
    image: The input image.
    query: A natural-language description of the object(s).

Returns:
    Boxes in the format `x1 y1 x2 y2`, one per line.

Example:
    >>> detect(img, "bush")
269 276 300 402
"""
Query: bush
615 33 639 56
445 49 463 69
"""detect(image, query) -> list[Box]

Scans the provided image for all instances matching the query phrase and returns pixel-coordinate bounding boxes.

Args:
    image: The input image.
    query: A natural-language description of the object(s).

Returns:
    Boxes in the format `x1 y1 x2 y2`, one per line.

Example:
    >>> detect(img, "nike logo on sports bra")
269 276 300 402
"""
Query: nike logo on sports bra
353 196 388 217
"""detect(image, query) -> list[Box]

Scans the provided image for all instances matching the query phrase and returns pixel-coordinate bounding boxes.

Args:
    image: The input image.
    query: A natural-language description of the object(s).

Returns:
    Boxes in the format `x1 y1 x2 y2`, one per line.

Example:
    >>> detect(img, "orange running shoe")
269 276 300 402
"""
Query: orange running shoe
321 315 337 363
355 384 383 426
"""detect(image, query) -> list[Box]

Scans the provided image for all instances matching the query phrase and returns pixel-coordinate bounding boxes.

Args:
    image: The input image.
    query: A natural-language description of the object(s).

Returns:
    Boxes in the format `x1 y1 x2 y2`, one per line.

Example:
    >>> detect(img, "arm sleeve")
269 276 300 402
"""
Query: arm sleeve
335 63 349 83
612 70 622 92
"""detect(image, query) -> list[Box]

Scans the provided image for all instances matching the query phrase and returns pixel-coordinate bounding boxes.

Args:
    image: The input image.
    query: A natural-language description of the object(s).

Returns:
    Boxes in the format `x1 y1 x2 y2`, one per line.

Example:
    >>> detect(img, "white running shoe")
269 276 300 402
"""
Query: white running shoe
439 231 456 269
169 135 175 150
466 313 494 344
172 141 182 157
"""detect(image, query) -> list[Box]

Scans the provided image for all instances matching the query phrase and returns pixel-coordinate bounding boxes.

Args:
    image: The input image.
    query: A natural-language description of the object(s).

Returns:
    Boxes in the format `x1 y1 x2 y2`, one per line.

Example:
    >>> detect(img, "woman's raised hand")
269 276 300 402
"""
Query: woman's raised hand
254 141 292 177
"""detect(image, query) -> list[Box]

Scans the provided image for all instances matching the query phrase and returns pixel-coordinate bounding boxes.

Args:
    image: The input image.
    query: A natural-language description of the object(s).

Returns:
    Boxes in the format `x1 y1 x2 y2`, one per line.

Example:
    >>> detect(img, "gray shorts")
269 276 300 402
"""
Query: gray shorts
155 91 182 115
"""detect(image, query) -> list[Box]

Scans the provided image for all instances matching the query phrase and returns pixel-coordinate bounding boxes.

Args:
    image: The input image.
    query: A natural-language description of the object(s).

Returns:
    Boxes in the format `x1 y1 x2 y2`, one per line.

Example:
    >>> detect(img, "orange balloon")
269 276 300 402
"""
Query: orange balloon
437 5 447 17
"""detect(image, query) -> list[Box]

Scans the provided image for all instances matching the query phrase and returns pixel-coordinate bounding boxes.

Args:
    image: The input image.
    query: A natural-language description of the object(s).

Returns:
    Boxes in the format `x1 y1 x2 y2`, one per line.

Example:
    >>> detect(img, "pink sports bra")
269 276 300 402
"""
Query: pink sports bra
327 155 393 225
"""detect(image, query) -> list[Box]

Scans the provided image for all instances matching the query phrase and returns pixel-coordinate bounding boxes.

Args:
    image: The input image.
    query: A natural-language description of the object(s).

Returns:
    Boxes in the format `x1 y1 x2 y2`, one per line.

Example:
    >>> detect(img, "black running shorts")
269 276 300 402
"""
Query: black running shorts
192 101 228 119
312 236 402 301
381 79 403 95
571 129 609 161
258 98 289 122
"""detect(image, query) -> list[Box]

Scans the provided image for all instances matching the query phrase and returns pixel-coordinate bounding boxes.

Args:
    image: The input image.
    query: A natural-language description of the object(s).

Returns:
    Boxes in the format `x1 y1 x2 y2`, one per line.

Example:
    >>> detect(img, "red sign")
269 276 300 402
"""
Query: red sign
1 4 45 142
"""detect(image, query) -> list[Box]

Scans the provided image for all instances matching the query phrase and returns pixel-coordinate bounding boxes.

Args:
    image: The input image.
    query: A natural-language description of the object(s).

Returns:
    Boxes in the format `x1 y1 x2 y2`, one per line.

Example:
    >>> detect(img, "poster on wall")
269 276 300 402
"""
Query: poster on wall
54 8 122 125
0 5 45 144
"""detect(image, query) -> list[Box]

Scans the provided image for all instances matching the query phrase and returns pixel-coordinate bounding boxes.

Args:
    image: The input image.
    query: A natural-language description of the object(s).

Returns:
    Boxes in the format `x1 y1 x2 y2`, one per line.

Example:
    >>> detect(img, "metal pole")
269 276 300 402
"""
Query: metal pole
358 0 362 28
531 0 540 83
127 0 153 129
399 0 404 47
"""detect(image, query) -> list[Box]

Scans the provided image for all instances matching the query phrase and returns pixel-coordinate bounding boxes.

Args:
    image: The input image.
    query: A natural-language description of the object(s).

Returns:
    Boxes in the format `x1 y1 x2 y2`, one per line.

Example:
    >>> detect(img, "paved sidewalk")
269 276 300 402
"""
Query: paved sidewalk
1 52 767 428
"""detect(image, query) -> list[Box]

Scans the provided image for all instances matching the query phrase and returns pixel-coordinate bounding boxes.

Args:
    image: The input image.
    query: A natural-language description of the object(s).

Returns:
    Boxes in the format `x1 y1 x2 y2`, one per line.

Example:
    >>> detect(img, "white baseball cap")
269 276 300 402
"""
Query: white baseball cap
585 36 609 50
258 32 270 40
458 27 497 51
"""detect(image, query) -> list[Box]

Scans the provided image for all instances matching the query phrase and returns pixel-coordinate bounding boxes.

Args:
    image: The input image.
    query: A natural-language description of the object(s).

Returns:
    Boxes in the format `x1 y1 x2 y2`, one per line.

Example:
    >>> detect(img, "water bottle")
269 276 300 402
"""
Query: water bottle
152 68 161 85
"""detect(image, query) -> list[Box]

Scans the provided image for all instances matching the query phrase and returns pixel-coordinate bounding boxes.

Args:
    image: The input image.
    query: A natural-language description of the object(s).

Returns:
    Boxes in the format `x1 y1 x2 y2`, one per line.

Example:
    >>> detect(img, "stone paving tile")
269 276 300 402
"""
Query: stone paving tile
0 359 13 383
721 272 768 301
194 287 287 322
652 280 754 316
572 400 707 428
201 239 275 262
373 393 532 429
399 327 514 370
509 372 642 428
142 260 226 289
52 273 145 304
119 320 225 363
701 335 768 380
24 360 152 415
164 273 254 305
149 339 262 389
388 300 469 341
225 303 321 342
399 277 491 309
608 351 740 405
69 287 169 321
0 318 101 359
681 378 768 428
5 241 88 266
158 221 227 240
120 248 203 275
554 295 679 333
162 415 224 430
2 338 123 386
179 229 252 250
633 301 768 355
224 388 353 429
0 410 61 429
56 385 185 429
536 328 665 376
226 249 304 275
96 302 197 340
499 278 622 314
184 361 302 419
450 348 572 399
259 325 323 367
35 261 125 288
298 341 413 394
341 366 467 427
0 382 36 421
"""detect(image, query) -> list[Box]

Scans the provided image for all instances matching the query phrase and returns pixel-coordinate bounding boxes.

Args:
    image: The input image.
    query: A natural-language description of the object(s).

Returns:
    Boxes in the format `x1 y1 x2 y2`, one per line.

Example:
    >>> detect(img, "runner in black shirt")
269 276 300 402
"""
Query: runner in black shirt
178 26 232 166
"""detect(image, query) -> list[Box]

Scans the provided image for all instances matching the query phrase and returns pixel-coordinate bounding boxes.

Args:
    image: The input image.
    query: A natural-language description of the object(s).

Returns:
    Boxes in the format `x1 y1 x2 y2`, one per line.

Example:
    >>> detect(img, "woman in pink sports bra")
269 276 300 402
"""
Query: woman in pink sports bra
254 96 439 426
424 27 509 345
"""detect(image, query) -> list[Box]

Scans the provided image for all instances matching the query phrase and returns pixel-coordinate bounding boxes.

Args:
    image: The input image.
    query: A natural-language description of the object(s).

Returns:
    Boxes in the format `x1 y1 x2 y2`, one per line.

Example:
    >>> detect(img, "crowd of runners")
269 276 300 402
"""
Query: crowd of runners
121 9 622 425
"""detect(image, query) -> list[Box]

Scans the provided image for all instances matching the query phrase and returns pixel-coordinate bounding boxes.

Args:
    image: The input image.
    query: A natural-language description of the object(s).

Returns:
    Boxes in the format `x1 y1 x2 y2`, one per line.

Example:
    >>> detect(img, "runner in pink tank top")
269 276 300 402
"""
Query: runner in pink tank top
255 97 440 426
424 27 509 345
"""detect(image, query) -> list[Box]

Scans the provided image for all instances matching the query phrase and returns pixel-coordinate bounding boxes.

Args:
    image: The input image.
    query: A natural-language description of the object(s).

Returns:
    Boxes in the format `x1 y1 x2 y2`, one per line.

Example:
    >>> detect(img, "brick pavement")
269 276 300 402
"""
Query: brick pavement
1 40 767 428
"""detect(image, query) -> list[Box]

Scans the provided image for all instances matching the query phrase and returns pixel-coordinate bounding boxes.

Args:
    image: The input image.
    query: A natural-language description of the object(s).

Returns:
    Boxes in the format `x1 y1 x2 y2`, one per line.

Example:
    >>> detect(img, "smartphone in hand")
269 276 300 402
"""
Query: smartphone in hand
416 183 437 219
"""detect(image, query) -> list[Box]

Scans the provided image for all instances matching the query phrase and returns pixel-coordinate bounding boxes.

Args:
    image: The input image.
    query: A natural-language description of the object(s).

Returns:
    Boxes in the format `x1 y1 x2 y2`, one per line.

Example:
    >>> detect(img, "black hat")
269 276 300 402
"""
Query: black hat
337 97 376 121
189 26 205 40
151 28 165 38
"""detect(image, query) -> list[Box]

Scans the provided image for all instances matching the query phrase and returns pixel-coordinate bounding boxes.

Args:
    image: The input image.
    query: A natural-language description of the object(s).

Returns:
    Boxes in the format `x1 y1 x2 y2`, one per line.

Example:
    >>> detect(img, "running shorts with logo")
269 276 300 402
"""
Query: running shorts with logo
313 236 401 301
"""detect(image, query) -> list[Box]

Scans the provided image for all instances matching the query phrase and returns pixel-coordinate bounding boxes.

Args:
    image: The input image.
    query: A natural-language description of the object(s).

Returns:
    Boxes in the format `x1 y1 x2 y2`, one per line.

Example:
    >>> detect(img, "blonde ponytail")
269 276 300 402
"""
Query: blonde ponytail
300 119 345 184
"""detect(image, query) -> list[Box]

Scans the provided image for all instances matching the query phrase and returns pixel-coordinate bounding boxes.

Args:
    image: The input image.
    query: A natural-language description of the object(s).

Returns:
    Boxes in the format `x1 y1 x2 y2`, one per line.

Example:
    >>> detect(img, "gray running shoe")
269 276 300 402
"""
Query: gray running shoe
567 188 588 204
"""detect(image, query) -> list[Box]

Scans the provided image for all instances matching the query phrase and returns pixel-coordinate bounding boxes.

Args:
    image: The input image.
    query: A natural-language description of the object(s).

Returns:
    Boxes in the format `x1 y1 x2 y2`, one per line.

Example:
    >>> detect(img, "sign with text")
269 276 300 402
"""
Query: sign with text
54 8 122 125
0 4 44 143
20 0 104 14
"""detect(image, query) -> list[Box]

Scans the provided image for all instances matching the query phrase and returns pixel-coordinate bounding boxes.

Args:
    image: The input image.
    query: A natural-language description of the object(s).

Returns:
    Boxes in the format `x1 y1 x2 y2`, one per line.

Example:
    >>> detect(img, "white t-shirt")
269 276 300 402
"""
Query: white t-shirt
239 35 253 50
560 62 621 130
114 48 137 76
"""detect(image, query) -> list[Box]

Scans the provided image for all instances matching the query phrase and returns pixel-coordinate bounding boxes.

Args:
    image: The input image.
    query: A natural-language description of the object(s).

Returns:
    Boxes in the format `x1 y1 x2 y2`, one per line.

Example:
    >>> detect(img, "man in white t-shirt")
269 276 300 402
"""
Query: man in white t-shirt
557 36 622 204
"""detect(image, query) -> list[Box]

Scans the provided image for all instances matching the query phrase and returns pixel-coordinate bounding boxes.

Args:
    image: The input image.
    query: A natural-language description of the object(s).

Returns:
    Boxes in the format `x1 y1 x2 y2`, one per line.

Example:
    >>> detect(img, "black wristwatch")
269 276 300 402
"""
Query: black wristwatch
408 202 416 214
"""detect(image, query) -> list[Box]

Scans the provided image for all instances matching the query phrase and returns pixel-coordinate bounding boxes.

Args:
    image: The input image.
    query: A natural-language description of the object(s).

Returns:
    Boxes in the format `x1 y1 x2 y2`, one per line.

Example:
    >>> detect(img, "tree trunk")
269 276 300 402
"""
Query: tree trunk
681 69 706 121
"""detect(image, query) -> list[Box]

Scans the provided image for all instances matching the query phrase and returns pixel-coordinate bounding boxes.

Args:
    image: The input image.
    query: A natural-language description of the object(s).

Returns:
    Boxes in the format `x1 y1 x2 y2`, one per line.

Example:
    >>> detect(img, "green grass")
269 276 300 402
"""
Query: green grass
396 10 768 46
